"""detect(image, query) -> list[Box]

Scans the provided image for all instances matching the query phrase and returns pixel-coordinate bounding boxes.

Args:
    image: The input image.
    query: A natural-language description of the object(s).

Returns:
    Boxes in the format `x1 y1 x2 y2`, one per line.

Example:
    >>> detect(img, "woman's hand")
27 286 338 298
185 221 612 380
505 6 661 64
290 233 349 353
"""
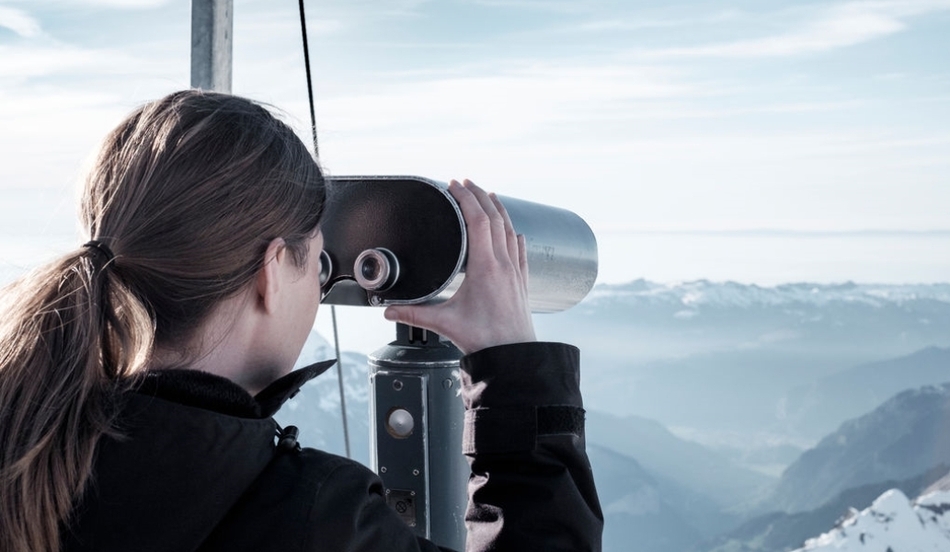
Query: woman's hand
384 179 536 354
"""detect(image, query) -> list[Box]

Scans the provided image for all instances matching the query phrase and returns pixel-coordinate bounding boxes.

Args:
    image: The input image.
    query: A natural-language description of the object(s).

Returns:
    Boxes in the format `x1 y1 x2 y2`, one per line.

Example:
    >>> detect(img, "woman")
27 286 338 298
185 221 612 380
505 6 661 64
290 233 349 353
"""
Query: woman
0 90 602 551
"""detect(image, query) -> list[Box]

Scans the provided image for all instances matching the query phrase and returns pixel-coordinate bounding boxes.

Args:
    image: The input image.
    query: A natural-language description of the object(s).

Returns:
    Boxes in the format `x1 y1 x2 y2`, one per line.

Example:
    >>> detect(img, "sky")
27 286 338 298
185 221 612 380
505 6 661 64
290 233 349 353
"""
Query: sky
1 0 948 292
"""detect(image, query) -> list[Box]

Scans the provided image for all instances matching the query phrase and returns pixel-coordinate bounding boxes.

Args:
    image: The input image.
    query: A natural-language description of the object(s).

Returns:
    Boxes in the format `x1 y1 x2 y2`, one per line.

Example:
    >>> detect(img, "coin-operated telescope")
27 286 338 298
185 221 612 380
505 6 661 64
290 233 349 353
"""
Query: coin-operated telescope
319 176 598 550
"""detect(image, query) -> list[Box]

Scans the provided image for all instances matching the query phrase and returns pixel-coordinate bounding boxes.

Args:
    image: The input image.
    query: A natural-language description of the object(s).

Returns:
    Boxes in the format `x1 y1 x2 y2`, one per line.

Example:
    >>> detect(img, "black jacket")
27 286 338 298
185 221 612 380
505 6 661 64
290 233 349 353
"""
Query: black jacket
64 342 603 551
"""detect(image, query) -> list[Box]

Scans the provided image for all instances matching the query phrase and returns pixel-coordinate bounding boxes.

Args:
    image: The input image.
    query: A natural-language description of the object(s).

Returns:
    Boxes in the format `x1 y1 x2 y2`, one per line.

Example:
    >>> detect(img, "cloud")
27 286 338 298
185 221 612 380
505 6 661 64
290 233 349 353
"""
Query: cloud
49 0 173 8
636 0 950 59
468 0 587 12
0 6 42 37
236 11 343 39
0 87 130 170
0 43 144 79
294 0 434 19
313 62 695 141
542 17 691 35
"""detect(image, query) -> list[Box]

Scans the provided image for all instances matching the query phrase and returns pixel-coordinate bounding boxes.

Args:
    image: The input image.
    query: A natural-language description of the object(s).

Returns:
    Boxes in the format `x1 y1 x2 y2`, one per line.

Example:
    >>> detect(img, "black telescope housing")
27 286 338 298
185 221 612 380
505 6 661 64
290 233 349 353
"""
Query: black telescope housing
320 176 598 312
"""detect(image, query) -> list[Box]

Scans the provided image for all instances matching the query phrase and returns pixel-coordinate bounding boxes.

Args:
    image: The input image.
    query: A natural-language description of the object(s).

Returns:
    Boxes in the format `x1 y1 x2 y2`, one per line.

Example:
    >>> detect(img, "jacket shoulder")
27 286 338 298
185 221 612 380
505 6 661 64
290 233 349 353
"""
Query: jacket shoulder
200 447 438 551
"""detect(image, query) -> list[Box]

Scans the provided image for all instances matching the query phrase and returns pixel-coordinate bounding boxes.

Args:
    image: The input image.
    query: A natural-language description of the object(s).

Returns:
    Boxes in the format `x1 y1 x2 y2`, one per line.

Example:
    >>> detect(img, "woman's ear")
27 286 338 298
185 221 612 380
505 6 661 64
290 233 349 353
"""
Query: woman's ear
256 237 287 314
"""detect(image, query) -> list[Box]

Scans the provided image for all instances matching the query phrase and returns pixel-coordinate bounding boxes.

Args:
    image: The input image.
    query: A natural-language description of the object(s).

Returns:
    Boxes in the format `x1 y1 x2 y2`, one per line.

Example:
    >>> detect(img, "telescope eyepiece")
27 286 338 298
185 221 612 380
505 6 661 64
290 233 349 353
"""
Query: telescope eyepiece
318 250 333 286
354 248 400 291
361 256 380 281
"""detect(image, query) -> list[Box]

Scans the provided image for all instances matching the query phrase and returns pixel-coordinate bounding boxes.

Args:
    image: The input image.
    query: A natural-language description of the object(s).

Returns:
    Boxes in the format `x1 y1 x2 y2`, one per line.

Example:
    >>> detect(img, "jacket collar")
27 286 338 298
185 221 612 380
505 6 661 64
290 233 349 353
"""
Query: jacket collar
138 359 338 419
254 359 338 417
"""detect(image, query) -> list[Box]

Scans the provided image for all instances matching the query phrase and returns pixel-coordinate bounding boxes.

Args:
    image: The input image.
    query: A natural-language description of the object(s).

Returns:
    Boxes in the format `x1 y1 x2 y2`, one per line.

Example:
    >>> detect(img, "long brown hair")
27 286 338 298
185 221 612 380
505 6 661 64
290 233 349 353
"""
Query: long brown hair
0 90 325 552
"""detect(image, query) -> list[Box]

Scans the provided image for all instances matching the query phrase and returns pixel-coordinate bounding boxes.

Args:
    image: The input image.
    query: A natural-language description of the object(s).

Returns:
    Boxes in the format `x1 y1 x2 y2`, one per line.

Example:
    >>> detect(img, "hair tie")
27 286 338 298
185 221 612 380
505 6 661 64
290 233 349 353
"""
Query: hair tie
83 240 116 263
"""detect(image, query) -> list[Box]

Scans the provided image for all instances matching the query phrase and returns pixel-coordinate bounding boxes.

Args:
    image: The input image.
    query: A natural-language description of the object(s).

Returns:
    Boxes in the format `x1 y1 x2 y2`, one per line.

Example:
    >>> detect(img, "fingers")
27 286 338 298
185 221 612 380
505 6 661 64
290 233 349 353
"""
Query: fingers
449 180 511 265
489 190 528 296
380 179 536 354
490 192 520 268
384 304 415 326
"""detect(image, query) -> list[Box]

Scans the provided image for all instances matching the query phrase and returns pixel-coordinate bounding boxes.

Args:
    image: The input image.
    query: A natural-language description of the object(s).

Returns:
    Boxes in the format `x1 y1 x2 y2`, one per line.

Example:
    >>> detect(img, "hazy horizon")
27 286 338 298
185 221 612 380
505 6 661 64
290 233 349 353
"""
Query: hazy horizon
4 227 947 357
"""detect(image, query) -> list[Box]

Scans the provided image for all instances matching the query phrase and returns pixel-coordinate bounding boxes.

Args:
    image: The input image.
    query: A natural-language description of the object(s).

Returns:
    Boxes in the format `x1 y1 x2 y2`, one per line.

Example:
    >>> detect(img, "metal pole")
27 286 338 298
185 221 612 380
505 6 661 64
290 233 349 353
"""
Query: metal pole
369 324 469 551
331 307 352 458
191 0 233 92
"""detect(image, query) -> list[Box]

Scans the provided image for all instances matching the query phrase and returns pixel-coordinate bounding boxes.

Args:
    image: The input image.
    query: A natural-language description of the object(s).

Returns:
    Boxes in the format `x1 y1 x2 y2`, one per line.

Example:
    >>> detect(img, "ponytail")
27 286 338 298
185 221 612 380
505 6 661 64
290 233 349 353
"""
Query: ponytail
0 248 153 552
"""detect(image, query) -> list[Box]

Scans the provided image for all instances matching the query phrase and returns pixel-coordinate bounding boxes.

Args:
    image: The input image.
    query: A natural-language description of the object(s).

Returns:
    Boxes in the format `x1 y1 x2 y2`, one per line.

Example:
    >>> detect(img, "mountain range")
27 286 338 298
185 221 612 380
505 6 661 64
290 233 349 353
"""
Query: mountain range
535 280 950 464
781 346 950 439
265 279 950 552
538 280 950 368
771 384 950 513
701 465 950 552
694 377 950 551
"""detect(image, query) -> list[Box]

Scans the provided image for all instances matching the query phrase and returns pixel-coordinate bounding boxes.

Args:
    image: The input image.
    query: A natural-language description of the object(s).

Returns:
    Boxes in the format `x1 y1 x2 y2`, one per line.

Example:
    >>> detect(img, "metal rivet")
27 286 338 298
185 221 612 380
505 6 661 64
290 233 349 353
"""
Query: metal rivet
393 380 403 391
412 469 420 476
380 466 387 473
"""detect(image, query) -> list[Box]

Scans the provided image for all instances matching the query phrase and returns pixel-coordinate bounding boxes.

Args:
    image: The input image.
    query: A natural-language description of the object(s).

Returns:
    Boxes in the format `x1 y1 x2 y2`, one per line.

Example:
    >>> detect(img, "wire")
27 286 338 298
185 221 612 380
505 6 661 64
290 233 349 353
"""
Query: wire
298 0 319 158
298 0 351 459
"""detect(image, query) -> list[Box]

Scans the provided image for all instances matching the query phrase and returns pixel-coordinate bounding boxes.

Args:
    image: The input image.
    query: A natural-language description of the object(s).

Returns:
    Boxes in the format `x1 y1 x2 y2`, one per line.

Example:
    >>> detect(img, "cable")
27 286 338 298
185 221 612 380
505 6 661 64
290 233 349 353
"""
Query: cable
298 0 350 459
298 0 319 158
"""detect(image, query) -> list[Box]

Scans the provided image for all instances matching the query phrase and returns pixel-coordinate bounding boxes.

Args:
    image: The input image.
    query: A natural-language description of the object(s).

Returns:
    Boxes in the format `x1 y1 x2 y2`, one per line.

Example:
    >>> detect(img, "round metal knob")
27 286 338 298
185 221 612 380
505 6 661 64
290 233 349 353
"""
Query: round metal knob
386 408 414 439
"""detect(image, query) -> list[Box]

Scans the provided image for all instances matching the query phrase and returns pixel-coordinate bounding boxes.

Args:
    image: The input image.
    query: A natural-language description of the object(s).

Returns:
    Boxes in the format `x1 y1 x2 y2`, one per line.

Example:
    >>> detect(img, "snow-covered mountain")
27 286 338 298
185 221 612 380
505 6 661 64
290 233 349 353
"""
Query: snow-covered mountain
584 280 950 310
539 280 950 365
275 331 373 465
794 489 950 551
701 465 950 552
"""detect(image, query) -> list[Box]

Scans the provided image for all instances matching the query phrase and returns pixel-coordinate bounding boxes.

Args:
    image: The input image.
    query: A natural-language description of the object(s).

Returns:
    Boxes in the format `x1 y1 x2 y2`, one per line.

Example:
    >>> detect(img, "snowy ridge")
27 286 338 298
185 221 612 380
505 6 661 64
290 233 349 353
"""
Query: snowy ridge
289 330 369 414
795 489 950 551
587 280 950 309
294 330 335 367
276 330 372 462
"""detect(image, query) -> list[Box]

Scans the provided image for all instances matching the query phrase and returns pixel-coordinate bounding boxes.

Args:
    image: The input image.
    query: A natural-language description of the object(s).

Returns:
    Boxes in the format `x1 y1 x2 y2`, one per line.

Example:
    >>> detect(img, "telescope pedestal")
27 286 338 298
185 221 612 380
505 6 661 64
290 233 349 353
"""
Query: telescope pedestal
369 323 468 550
